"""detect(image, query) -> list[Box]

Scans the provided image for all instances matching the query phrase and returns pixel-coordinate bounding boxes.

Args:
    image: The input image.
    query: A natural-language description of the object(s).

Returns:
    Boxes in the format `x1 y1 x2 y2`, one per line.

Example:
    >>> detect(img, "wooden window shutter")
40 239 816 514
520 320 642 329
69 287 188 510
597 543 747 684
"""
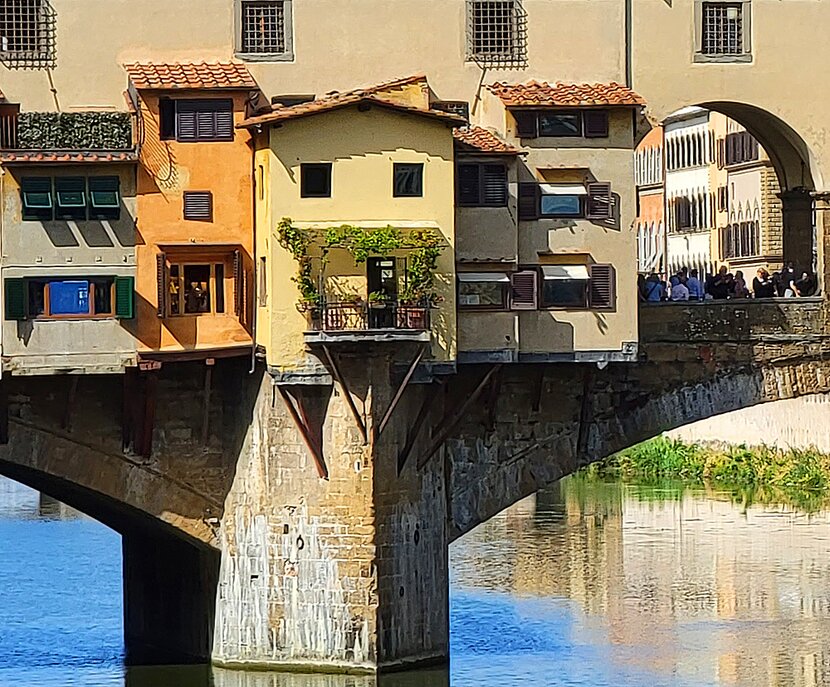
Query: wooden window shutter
215 108 234 139
481 164 508 206
510 270 538 310
583 110 609 138
4 278 26 321
518 183 540 220
586 182 613 221
233 250 244 316
156 252 167 318
196 109 217 139
457 163 481 205
114 276 135 319
183 191 213 221
176 103 198 141
513 110 537 138
589 264 615 310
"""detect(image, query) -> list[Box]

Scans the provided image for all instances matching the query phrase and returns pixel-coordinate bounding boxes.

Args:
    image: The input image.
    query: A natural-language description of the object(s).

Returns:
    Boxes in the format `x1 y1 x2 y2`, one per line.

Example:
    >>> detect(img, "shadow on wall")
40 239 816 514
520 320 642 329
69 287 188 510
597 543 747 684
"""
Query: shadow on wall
37 202 139 249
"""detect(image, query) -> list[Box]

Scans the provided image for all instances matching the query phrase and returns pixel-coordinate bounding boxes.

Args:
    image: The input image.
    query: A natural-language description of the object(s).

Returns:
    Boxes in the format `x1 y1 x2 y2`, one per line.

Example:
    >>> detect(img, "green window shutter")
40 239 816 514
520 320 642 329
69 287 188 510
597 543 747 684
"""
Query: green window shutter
114 276 135 319
4 278 26 321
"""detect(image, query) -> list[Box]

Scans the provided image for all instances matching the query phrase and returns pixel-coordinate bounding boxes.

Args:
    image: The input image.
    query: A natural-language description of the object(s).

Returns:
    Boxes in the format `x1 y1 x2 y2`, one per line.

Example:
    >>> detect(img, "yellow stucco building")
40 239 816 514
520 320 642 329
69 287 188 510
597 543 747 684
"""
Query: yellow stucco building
241 76 461 376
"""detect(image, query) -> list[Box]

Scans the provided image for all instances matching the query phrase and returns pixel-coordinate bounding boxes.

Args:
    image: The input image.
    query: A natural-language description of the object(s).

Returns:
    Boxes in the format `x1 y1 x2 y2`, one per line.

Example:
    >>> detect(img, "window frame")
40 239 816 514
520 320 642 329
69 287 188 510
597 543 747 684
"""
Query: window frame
465 0 527 66
300 163 333 198
26 277 117 320
160 99 235 143
694 0 752 63
456 161 508 207
166 259 229 318
540 265 591 310
512 109 610 140
393 163 424 198
234 0 294 62
0 0 56 68
21 176 122 222
457 273 510 311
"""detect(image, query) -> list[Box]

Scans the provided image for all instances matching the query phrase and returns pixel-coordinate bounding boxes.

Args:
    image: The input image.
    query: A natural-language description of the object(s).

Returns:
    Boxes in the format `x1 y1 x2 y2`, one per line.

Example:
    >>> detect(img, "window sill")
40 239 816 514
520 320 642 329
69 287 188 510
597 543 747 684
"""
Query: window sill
235 51 294 63
693 53 753 64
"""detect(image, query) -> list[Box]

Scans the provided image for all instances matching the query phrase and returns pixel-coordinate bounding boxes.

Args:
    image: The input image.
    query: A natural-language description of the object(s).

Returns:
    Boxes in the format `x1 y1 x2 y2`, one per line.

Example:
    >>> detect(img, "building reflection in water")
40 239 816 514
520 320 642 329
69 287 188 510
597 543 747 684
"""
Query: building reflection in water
124 666 449 687
451 476 830 687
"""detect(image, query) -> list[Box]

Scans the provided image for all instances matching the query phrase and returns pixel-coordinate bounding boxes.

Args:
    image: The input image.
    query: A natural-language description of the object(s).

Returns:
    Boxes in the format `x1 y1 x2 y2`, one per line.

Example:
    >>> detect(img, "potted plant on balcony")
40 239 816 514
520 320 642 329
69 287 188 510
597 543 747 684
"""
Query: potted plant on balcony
368 290 388 308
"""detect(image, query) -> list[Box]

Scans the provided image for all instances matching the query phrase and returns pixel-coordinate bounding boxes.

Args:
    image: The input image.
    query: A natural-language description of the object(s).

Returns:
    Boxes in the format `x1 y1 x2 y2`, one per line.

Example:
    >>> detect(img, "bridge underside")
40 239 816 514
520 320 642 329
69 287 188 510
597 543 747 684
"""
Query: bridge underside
0 300 828 670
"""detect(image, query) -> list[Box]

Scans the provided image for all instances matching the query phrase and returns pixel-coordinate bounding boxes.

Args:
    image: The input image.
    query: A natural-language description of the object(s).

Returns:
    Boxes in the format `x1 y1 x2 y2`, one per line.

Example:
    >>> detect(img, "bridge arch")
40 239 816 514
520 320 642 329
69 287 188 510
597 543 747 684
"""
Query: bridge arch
446 301 830 540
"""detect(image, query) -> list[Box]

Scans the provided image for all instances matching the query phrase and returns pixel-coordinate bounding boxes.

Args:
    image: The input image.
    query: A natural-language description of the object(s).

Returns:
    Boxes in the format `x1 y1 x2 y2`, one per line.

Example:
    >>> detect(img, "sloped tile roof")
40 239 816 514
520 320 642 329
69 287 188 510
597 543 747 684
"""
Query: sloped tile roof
124 62 257 90
453 127 518 155
486 81 645 108
0 150 138 164
240 87 464 128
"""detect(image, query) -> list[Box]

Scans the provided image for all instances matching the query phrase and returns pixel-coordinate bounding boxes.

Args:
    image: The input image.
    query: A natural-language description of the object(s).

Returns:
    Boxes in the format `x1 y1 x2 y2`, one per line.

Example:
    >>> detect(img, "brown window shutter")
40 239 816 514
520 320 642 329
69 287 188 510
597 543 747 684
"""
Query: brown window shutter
183 191 213 221
233 250 244 316
513 110 537 138
518 183 540 220
156 252 167 318
510 270 538 310
586 182 613 221
589 264 615 310
583 110 609 138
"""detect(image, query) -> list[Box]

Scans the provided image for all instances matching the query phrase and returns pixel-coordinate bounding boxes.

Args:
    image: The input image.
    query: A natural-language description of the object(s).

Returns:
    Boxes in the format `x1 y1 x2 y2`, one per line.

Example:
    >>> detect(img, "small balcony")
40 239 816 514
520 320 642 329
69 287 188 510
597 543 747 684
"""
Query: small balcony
0 107 136 163
304 299 431 344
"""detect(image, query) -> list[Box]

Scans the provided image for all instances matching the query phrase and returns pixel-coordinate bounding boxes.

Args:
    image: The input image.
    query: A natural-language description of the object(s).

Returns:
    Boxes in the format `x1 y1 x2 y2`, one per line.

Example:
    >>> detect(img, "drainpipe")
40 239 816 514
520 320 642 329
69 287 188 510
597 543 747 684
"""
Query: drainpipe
624 0 633 87
249 125 260 375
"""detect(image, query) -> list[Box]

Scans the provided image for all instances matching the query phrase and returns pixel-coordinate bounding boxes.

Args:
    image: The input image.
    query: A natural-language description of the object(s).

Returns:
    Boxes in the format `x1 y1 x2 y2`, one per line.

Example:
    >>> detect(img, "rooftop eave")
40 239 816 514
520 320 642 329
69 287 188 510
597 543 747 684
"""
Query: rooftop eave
0 150 138 164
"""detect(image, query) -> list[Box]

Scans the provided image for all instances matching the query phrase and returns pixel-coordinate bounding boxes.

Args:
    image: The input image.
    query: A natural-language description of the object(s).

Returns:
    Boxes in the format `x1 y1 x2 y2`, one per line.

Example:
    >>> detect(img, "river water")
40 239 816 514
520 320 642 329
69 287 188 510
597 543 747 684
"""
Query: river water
1 475 830 687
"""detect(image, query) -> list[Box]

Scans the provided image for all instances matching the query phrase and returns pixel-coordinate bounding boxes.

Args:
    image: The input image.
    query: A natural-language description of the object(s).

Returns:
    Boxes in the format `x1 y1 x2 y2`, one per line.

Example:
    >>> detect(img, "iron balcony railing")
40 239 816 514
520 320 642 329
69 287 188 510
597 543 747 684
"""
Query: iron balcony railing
307 300 431 333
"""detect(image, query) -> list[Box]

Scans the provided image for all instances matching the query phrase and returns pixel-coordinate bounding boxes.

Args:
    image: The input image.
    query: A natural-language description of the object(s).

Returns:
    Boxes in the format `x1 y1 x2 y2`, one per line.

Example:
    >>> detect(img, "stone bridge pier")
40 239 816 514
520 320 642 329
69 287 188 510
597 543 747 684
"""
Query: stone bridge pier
1 301 830 673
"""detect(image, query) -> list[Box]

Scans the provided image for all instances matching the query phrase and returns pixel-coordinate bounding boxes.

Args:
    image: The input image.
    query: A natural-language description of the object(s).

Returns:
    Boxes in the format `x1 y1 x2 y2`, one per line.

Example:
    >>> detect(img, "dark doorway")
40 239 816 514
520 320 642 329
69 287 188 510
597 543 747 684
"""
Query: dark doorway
367 257 397 328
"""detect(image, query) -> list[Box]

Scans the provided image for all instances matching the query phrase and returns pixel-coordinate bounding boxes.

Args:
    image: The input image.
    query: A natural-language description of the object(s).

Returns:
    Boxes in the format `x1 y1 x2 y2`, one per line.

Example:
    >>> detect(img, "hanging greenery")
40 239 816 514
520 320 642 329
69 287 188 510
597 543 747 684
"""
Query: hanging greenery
17 112 133 150
276 217 445 308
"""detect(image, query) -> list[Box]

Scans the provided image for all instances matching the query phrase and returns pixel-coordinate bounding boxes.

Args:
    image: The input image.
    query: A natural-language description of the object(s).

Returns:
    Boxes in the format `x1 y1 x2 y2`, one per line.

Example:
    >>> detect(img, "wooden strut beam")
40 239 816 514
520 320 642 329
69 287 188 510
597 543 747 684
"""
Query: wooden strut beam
321 345 368 445
397 382 439 475
485 365 503 432
417 364 502 471
277 385 329 480
0 377 9 446
61 376 79 432
201 358 215 447
575 365 596 465
375 347 425 441
139 368 159 461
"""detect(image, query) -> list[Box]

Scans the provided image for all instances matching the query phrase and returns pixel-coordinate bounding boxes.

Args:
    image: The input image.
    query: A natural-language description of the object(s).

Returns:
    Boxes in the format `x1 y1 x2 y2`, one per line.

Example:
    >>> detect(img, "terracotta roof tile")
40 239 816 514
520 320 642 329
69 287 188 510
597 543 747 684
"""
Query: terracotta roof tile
486 81 645 108
124 62 257 90
453 127 518 155
0 150 138 164
240 88 464 128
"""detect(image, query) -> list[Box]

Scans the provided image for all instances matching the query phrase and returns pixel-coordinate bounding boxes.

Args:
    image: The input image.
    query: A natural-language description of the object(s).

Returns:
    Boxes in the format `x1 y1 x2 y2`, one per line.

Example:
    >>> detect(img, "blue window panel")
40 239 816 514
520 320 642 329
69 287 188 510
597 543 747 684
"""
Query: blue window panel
541 194 581 216
49 280 90 315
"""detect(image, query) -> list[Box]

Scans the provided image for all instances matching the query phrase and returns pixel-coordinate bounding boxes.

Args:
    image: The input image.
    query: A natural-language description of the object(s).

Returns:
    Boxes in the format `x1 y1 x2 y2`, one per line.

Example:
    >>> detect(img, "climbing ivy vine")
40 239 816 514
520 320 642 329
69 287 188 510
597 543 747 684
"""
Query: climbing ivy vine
276 217 445 308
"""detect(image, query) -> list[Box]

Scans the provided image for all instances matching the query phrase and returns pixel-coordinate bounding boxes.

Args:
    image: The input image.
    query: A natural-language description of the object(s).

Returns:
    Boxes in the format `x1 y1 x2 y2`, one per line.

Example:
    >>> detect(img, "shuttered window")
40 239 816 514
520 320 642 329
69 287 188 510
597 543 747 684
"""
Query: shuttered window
457 163 507 207
88 176 121 220
586 182 613 221
156 252 167 318
174 100 234 142
114 276 135 319
583 111 610 138
55 177 86 220
510 270 537 310
517 183 540 220
4 278 26 320
183 191 213 221
21 177 53 221
589 264 616 310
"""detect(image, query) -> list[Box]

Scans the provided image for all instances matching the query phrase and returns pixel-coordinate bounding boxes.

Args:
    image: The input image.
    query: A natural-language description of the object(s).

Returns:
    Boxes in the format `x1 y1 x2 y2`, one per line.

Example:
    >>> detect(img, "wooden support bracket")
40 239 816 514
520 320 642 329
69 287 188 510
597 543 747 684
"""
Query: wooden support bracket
397 382 438 475
375 347 425 441
278 385 329 480
417 364 502 471
61 376 79 432
139 369 159 461
201 358 215 447
531 369 545 413
575 365 596 464
322 345 368 445
0 377 9 446
485 365 503 432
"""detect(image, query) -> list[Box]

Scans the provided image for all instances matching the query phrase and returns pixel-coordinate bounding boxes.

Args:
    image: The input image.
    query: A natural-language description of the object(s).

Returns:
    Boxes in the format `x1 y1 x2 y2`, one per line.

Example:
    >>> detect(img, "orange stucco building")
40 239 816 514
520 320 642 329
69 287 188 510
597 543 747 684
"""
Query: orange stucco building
126 63 258 361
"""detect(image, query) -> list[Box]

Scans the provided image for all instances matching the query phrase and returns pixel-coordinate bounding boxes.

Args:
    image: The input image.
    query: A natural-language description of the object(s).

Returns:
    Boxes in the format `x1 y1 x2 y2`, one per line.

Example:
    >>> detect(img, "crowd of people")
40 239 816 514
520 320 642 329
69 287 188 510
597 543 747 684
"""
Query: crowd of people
638 263 818 302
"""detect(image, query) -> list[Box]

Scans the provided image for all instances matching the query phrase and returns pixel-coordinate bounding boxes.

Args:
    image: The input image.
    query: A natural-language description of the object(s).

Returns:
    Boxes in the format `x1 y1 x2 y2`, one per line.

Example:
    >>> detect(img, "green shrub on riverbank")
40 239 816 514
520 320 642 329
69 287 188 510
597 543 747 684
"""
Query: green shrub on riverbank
597 437 830 497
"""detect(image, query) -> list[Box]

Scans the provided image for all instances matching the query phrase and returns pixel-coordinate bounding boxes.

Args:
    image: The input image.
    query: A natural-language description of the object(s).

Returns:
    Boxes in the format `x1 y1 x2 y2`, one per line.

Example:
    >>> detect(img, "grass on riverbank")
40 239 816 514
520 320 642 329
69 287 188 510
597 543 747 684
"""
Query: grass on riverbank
592 436 830 511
